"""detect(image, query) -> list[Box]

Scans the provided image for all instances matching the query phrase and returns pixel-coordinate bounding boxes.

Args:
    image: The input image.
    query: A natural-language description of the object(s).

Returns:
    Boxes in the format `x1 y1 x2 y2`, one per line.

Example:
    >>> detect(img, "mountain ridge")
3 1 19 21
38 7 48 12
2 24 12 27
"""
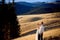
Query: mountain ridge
15 2 59 15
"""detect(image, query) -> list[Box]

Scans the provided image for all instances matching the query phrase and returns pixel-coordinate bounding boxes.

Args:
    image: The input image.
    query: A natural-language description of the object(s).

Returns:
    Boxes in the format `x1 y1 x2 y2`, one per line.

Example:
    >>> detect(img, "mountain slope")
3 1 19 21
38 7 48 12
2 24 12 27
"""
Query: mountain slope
14 2 60 15
15 3 35 15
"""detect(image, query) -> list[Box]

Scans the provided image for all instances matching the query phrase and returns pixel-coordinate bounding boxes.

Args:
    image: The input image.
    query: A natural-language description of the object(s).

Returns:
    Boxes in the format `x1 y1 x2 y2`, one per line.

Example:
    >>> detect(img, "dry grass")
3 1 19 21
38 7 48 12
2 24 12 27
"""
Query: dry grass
13 12 60 40
13 28 60 40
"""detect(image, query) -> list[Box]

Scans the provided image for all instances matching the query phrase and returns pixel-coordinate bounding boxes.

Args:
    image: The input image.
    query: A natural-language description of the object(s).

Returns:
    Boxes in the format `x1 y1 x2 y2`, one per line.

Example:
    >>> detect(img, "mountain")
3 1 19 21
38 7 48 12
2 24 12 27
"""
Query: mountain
14 2 60 15
0 2 60 15
14 2 37 15
15 2 38 7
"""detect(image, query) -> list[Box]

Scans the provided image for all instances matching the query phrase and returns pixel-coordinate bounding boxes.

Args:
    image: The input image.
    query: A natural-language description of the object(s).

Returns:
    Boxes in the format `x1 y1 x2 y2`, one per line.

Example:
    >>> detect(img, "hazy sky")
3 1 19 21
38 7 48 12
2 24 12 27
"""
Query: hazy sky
15 0 56 2
4 0 56 3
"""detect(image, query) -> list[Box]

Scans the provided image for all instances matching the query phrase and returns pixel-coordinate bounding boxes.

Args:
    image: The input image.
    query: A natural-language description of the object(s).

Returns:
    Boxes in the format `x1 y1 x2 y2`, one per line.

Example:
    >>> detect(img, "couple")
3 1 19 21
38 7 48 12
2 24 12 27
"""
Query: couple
36 22 45 40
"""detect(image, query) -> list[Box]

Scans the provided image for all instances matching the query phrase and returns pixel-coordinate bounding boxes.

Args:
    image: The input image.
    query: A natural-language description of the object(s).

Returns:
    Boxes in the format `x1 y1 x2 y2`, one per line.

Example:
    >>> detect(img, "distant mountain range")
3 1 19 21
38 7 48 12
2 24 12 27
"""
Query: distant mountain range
14 2 47 15
14 2 60 15
14 2 36 15
0 2 60 15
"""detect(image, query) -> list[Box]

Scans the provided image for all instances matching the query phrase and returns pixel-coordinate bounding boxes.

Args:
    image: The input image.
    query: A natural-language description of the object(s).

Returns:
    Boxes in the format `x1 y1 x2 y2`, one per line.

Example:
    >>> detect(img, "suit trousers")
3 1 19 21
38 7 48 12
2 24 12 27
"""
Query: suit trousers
38 33 43 40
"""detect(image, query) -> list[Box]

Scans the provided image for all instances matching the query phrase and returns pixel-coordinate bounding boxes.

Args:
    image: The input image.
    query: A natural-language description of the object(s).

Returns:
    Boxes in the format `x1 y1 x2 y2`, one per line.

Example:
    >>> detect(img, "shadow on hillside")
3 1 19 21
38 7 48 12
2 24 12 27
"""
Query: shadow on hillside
28 17 42 22
20 29 36 37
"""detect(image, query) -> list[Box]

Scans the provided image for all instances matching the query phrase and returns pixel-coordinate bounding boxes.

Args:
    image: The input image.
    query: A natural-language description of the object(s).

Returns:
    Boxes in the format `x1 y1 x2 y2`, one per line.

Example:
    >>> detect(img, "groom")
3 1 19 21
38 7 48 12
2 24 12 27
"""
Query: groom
36 22 45 40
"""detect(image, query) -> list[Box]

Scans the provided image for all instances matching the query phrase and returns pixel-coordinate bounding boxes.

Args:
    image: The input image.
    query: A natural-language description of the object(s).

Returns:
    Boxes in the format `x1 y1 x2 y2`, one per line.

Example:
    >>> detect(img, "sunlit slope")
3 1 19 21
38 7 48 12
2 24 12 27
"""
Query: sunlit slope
13 12 60 40
17 12 60 35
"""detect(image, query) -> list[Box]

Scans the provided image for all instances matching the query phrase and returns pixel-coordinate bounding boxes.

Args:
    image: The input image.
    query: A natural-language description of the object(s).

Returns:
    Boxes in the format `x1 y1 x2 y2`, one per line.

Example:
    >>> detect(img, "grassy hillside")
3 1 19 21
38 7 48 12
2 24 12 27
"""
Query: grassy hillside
14 12 60 40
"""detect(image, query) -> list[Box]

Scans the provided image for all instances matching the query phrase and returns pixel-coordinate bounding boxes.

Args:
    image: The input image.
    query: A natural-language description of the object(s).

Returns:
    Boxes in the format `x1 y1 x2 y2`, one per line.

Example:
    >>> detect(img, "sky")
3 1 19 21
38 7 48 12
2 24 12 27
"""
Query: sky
0 0 57 3
15 0 56 3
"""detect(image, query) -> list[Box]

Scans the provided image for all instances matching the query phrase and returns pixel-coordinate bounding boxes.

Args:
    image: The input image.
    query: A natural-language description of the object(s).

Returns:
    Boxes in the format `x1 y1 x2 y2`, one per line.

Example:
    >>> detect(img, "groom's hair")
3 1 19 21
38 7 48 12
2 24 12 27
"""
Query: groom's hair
41 22 43 24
